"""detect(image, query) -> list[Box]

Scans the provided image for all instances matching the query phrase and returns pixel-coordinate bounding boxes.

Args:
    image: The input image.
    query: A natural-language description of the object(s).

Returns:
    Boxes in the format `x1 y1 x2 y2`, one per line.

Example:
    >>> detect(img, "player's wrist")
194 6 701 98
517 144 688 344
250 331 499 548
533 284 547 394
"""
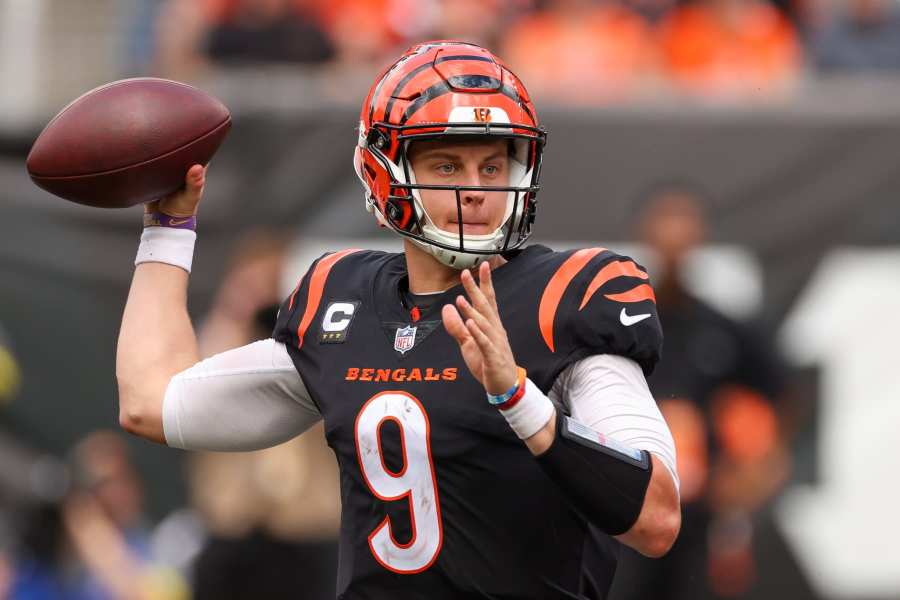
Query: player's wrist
143 201 198 231
493 374 555 440
143 210 197 231
135 227 196 273
486 366 527 407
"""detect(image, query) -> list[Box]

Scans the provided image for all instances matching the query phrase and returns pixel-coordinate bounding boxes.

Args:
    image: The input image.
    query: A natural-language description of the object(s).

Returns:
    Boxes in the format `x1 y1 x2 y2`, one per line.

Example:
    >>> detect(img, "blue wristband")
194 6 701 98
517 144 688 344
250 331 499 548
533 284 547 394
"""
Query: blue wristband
487 367 526 406
487 382 519 405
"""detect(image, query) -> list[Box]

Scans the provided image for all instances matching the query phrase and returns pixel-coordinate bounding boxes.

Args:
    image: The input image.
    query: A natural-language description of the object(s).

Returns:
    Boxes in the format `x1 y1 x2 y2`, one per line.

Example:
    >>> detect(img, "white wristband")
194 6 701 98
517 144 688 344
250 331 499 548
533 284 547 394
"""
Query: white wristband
135 227 197 273
498 378 555 440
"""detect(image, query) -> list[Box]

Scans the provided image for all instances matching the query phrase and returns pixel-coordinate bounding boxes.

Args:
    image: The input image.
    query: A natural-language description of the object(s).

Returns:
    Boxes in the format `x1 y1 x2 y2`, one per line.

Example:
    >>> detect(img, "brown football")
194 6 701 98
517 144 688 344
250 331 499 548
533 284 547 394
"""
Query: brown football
26 78 231 208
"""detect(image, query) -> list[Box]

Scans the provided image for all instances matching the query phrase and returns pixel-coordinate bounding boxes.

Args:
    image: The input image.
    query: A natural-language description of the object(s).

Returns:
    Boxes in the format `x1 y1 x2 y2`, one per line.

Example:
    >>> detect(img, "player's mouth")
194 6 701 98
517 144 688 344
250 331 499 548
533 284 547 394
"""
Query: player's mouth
448 221 491 235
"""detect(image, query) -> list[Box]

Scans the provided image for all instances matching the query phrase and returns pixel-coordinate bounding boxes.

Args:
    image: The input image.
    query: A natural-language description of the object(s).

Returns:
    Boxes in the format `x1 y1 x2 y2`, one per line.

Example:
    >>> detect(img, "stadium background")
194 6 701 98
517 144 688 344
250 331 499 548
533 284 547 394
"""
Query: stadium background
1 0 898 598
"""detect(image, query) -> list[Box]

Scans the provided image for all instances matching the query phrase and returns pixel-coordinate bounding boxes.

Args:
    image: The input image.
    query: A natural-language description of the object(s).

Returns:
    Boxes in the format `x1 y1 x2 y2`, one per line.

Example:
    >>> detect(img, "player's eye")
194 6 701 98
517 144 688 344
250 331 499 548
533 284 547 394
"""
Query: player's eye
483 164 500 177
437 163 456 175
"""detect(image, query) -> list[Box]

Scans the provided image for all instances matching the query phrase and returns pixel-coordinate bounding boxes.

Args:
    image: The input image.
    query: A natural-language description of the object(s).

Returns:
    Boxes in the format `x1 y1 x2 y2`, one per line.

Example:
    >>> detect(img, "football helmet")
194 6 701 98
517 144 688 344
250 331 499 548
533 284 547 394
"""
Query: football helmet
354 41 547 269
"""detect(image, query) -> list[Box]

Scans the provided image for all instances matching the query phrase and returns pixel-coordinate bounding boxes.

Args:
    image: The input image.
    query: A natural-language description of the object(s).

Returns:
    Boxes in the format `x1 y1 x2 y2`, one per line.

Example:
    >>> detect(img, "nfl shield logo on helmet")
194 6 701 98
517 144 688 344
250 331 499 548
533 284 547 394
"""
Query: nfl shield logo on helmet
394 325 417 354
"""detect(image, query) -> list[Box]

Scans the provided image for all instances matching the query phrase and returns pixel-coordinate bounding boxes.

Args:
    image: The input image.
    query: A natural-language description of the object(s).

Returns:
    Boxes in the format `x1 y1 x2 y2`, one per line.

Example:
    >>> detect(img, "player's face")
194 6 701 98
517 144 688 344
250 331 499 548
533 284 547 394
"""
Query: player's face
408 138 510 236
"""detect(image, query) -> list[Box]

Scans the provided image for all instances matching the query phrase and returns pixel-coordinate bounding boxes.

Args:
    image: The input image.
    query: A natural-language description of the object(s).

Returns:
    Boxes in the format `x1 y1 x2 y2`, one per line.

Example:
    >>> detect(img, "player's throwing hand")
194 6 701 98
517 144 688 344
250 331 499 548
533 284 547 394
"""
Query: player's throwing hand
442 261 519 396
145 164 206 219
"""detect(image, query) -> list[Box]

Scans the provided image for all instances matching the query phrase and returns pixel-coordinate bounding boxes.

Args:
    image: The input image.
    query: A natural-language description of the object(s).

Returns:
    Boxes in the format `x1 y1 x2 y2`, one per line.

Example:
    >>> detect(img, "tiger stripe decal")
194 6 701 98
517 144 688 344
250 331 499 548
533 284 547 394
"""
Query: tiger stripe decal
538 248 606 353
604 284 656 304
579 261 650 310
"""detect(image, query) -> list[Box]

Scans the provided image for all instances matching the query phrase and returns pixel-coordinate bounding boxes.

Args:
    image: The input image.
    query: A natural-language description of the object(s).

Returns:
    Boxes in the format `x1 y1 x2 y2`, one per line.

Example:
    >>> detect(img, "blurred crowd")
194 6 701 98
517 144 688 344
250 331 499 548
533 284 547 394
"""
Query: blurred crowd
0 230 340 600
131 0 900 104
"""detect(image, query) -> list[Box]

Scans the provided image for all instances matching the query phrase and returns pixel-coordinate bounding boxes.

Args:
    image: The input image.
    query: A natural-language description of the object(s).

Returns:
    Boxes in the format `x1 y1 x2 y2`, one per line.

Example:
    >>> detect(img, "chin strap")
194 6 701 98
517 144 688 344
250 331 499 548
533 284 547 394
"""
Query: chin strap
413 236 491 270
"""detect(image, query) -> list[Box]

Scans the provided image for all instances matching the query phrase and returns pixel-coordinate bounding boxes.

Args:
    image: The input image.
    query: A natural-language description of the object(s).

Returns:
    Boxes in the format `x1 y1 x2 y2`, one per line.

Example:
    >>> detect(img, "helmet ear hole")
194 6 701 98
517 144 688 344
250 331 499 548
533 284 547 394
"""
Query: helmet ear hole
366 128 390 151
387 197 413 230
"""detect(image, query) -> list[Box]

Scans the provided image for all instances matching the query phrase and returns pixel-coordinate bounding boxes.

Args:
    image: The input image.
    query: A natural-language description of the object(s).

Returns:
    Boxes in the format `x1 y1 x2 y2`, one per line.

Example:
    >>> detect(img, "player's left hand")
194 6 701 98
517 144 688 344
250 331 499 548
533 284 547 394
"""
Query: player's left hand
442 261 518 396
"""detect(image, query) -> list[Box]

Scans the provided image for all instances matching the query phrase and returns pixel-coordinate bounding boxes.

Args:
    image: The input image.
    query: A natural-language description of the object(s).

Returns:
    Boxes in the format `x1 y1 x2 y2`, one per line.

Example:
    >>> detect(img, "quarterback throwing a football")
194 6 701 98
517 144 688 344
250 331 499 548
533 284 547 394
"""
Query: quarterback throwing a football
118 42 680 598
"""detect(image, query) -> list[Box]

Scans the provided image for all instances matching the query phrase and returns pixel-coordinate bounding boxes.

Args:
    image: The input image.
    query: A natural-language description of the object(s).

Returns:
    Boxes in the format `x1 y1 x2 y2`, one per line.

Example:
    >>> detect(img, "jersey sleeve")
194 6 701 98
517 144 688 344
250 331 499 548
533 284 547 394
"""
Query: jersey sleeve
553 250 663 376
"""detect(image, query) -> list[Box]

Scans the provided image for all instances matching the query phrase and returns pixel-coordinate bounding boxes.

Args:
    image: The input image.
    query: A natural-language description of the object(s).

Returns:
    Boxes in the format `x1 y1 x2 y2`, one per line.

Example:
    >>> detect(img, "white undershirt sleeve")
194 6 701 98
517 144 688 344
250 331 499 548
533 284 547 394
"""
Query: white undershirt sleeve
162 338 321 451
549 354 680 494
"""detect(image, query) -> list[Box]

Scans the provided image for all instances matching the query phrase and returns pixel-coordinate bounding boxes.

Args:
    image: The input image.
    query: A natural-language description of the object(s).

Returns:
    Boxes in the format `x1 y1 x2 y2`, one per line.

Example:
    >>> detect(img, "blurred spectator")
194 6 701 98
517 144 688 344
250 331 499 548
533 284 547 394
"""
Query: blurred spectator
7 503 71 600
122 0 168 76
425 0 509 51
196 229 288 355
624 0 680 24
154 0 334 81
5 432 186 600
811 0 900 71
501 0 656 103
64 431 188 600
188 230 340 600
316 0 412 100
319 0 413 62
205 0 334 64
609 182 791 600
657 0 802 99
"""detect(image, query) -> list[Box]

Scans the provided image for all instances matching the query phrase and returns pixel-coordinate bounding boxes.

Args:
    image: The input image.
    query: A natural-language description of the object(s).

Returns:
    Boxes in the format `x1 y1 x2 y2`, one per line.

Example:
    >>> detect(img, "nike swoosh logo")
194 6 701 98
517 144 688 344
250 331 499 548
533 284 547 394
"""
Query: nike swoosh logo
169 218 192 226
620 308 651 326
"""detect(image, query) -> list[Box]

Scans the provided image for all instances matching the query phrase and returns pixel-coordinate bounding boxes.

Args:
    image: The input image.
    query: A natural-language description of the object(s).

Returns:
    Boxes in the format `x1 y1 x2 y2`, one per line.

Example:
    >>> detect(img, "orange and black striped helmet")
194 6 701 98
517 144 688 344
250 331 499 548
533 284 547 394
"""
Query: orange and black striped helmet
354 41 547 269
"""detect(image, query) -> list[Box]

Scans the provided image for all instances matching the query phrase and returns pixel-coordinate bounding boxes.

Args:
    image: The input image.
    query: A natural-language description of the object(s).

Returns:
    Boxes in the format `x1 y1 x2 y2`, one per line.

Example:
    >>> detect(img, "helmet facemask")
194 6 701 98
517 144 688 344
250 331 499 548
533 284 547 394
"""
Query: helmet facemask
360 121 546 270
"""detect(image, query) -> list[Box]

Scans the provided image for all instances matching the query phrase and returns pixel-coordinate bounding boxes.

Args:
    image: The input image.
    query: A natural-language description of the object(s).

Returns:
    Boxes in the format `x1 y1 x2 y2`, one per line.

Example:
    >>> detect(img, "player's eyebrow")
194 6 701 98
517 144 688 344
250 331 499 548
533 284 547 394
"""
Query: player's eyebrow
418 149 507 162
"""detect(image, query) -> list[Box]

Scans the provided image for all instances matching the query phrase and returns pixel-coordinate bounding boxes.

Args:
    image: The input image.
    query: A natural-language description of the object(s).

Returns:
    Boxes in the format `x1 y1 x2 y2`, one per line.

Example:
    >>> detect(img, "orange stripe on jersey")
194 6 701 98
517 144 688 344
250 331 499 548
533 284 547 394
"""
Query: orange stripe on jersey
579 261 649 310
538 248 606 352
287 279 303 312
605 284 657 304
295 249 362 349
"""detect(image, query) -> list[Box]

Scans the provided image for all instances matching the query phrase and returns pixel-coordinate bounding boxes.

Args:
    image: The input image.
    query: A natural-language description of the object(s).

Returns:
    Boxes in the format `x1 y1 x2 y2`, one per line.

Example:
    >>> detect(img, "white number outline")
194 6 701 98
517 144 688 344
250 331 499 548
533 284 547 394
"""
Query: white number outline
354 391 444 574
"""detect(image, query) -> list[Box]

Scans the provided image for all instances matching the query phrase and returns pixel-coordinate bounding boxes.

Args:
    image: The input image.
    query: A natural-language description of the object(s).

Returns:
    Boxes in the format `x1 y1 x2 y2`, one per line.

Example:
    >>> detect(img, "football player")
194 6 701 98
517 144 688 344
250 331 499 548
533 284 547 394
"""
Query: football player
117 42 680 599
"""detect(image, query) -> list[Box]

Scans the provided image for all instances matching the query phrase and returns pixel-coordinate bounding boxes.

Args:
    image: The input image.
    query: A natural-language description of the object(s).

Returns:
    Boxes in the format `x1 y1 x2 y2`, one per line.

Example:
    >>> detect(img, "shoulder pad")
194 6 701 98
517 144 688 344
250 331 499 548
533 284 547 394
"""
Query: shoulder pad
272 248 366 349
538 248 662 375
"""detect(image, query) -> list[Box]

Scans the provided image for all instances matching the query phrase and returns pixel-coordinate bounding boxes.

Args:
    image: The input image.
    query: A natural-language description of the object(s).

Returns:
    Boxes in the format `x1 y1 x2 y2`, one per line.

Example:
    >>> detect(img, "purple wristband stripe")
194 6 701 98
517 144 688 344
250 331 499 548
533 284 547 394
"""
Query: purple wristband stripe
143 211 197 231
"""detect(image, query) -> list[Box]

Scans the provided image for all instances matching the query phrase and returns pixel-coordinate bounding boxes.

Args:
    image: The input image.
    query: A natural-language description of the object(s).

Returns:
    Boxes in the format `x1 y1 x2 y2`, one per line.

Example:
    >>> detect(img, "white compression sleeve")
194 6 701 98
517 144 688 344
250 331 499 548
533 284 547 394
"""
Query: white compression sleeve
550 354 680 494
162 338 321 451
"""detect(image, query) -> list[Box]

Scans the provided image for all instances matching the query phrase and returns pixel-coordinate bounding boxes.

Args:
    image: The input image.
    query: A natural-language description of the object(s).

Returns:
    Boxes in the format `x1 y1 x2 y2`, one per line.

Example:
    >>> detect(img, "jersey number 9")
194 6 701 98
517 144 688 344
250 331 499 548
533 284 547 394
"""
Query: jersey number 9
355 391 443 573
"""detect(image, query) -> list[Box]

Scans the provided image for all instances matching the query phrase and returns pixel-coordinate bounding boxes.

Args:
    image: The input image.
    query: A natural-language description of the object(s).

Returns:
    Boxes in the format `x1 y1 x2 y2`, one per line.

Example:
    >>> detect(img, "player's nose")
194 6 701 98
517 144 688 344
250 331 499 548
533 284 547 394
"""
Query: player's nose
460 164 486 205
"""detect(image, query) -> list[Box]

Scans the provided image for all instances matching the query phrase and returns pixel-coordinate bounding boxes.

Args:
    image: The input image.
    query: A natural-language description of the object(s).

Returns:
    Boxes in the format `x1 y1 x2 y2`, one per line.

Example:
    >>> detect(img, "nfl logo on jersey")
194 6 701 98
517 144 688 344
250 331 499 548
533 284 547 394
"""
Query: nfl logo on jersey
394 326 417 354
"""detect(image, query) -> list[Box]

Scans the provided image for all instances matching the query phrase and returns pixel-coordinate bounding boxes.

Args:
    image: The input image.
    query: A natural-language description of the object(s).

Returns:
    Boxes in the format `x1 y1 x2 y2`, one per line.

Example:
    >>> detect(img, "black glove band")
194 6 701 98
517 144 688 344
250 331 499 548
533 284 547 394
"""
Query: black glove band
535 409 653 536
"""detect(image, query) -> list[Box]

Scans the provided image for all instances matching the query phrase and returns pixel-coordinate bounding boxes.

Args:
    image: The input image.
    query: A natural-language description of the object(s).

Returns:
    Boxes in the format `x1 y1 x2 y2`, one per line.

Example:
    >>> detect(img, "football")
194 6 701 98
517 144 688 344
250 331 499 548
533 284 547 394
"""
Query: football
26 78 231 208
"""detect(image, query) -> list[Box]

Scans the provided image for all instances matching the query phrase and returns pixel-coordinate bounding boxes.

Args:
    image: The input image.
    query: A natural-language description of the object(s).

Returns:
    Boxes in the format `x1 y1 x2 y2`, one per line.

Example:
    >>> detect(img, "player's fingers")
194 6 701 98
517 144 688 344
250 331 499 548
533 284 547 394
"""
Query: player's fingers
465 318 497 357
455 294 489 326
461 268 495 319
442 304 473 346
456 295 503 345
478 261 502 317
159 164 205 216
186 164 206 195
474 262 504 330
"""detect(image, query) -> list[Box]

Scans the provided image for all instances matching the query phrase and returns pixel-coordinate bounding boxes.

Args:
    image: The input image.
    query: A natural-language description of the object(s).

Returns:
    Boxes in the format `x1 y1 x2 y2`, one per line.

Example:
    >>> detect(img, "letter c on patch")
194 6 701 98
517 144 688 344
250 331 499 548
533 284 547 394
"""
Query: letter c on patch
323 302 356 332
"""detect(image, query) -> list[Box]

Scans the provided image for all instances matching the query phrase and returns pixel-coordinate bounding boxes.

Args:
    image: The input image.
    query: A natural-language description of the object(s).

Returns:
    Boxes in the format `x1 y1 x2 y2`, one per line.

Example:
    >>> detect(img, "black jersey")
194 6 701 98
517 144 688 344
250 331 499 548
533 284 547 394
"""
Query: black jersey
272 245 662 600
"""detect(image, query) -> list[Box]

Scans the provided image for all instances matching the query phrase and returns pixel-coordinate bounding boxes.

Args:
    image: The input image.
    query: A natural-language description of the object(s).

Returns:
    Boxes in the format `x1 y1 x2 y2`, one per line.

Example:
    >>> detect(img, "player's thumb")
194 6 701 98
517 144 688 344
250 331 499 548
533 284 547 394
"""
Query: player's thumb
441 304 468 345
157 164 206 217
